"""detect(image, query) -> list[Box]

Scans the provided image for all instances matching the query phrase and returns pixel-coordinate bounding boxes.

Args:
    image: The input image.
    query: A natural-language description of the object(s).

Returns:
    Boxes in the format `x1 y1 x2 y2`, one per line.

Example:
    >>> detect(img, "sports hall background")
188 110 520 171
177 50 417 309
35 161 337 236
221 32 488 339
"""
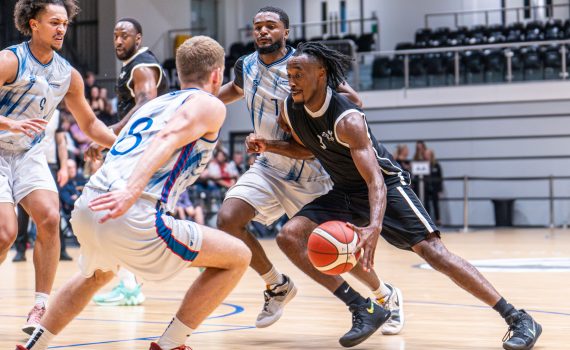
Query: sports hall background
2 0 570 230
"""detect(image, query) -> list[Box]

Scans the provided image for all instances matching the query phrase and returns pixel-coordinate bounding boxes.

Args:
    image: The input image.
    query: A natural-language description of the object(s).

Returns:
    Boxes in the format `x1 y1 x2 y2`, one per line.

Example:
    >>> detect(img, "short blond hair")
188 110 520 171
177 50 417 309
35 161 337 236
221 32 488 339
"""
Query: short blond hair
176 36 225 85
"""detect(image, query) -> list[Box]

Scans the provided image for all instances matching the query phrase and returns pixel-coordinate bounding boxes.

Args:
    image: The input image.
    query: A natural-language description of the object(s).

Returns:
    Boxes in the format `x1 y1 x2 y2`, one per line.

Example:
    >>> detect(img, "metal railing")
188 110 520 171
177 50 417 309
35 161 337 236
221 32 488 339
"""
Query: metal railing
356 39 570 90
237 16 379 48
432 175 567 232
425 3 570 28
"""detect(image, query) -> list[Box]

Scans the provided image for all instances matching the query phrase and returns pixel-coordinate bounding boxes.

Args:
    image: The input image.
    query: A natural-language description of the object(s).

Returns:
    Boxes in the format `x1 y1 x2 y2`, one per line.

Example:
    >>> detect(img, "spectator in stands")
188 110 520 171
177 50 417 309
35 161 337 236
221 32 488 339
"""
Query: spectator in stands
423 149 444 226
83 71 96 99
89 85 105 112
246 153 257 170
174 190 205 225
207 149 239 190
413 140 427 161
411 140 428 194
229 151 246 175
393 144 412 173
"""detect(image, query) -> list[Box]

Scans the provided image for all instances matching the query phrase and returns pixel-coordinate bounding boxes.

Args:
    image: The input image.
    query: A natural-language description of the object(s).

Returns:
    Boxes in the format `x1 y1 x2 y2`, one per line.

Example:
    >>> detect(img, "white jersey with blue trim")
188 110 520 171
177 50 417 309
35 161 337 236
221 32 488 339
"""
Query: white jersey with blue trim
0 41 72 152
240 47 328 181
87 88 218 213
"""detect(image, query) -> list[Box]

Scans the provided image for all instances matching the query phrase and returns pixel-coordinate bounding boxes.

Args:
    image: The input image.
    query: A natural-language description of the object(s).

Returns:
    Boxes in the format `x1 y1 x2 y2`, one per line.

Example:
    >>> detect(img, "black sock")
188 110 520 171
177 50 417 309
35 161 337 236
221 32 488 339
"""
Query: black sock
334 282 367 306
493 297 516 319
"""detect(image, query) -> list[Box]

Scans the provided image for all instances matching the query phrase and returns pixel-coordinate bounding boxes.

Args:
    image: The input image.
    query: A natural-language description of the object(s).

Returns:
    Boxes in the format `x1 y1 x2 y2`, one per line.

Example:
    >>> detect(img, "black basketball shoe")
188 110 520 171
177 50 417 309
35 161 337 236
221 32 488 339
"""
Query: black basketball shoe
502 309 542 350
339 298 391 348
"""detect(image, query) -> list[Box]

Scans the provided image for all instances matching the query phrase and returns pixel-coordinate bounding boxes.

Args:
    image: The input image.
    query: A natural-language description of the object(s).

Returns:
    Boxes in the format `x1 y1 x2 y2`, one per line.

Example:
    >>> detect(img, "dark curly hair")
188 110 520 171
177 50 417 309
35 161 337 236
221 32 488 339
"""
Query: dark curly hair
294 41 352 88
14 0 80 36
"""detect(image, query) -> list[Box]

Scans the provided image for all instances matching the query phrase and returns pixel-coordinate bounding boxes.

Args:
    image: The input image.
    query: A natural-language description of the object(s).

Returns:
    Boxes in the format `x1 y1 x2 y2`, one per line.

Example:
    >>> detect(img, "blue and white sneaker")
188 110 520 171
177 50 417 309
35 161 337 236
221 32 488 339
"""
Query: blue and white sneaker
93 282 145 306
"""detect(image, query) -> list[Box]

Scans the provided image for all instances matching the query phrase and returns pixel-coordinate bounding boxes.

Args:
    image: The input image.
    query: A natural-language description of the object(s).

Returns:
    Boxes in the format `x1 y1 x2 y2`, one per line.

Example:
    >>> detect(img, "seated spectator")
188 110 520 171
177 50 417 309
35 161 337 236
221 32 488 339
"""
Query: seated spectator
60 159 85 214
229 151 246 175
207 149 239 190
173 190 205 225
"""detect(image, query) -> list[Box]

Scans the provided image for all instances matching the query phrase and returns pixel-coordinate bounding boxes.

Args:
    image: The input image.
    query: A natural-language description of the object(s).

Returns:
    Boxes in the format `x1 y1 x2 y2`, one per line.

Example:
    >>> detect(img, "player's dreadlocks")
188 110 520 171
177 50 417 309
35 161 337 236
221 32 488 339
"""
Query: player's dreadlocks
293 41 353 89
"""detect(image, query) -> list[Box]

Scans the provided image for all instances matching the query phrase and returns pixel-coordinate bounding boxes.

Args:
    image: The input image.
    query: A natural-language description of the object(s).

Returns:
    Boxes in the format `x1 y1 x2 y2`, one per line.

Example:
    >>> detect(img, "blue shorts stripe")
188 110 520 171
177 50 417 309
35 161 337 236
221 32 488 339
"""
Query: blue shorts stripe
154 212 199 261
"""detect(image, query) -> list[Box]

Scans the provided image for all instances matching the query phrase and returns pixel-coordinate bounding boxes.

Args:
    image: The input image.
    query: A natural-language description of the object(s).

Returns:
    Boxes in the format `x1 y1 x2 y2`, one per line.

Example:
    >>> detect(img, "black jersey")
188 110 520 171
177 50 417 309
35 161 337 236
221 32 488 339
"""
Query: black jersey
284 88 410 192
116 48 169 119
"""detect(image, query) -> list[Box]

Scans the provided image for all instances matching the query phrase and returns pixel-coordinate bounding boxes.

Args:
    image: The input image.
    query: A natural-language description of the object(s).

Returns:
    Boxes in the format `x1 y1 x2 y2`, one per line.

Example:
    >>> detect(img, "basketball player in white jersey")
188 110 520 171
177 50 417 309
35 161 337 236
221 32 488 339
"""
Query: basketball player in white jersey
217 6 403 335
0 0 116 335
17 35 251 350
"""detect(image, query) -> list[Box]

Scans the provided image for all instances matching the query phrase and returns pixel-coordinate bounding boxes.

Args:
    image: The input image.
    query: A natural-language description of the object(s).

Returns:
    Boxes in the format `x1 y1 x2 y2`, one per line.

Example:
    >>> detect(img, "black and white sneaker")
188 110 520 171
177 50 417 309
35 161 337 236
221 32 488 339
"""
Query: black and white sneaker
502 310 542 350
339 298 391 348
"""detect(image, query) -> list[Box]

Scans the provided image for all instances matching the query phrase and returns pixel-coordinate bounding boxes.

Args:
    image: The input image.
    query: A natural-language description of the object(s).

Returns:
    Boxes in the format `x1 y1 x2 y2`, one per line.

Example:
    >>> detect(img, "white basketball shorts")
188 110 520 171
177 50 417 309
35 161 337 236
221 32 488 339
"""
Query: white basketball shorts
72 187 203 282
0 146 57 204
224 163 333 225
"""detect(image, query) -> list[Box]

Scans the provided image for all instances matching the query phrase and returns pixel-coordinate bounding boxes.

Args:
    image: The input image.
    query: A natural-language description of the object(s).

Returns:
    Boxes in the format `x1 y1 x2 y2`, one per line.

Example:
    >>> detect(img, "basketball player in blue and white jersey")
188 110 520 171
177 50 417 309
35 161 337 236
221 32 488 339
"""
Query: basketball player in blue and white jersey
17 36 251 350
217 6 402 334
0 0 116 335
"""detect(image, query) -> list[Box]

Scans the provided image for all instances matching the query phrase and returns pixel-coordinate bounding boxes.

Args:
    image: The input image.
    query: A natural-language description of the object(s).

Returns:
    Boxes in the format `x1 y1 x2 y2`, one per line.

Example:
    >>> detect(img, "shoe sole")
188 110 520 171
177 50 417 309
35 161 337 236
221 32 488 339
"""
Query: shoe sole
381 286 404 335
22 324 37 336
339 309 391 348
502 322 542 350
255 283 298 328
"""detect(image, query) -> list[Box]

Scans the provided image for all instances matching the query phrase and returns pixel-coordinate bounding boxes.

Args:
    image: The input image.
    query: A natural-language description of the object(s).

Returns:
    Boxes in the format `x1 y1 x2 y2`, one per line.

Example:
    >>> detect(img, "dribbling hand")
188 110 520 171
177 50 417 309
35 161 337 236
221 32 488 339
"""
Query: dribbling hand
346 222 381 272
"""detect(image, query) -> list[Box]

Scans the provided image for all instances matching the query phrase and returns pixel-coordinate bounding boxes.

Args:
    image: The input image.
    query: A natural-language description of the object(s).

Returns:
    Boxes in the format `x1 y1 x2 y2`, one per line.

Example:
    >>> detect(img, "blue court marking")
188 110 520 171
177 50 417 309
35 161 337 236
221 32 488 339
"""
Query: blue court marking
0 302 244 325
46 325 255 348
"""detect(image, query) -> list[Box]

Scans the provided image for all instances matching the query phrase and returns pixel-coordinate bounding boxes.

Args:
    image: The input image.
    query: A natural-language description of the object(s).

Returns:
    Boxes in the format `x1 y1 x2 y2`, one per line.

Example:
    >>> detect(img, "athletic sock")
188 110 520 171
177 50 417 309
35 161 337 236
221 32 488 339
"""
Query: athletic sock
25 325 54 350
34 293 49 308
334 282 367 306
260 266 284 287
493 297 517 319
157 316 194 349
117 268 138 290
371 282 392 303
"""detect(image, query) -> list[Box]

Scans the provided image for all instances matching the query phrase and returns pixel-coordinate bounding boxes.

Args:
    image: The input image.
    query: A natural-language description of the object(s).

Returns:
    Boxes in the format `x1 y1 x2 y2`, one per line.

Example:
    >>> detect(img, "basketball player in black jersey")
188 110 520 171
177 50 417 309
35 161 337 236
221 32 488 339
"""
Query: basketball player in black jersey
248 42 542 350
89 18 169 307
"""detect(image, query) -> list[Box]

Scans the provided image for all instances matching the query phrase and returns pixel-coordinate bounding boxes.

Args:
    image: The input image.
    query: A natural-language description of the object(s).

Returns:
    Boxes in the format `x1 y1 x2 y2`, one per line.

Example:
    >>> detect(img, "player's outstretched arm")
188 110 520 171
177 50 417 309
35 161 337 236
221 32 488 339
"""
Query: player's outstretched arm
218 57 246 105
218 81 244 105
64 69 116 148
249 107 314 159
337 112 386 272
90 94 226 223
337 81 362 107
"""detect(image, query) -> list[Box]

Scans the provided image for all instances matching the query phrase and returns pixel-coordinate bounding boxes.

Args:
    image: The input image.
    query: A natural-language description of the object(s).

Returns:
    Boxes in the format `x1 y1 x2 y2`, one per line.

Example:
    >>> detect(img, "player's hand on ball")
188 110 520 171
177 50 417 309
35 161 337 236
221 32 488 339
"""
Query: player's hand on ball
88 189 137 223
245 133 267 153
346 222 381 272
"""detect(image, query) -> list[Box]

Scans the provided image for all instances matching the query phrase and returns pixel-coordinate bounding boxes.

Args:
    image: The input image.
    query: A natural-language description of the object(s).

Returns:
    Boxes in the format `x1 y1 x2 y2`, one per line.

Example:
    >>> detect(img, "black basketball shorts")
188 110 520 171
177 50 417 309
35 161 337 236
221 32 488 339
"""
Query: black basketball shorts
295 184 440 251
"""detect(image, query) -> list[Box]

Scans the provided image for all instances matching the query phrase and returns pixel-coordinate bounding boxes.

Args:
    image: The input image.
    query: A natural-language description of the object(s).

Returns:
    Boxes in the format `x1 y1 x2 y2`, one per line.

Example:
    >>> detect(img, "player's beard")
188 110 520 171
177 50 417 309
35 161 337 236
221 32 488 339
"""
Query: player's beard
117 45 137 61
255 39 283 54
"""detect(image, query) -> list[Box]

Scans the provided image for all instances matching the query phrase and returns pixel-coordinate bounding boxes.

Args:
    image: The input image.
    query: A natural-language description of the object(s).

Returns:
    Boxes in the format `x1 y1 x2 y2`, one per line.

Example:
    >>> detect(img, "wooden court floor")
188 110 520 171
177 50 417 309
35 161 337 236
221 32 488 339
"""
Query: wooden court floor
1 229 569 349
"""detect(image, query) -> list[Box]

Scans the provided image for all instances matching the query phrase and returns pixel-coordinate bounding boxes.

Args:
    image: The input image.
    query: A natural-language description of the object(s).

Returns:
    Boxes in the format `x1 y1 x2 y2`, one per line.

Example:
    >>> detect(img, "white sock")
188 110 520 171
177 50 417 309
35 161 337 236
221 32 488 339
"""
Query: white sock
260 266 284 286
34 293 49 308
25 325 54 350
372 282 392 302
157 316 193 349
117 268 138 290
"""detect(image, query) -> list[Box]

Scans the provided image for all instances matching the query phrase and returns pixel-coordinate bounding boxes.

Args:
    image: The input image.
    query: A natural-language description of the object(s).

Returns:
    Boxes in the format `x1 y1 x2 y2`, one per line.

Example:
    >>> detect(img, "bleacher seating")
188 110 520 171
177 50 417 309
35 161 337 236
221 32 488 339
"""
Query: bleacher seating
373 19 570 89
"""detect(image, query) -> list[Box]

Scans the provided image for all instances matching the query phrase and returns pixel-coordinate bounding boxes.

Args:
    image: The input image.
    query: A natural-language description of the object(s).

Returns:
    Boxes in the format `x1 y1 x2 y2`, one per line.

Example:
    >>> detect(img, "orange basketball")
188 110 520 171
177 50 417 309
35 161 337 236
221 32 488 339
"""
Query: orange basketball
307 221 361 275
